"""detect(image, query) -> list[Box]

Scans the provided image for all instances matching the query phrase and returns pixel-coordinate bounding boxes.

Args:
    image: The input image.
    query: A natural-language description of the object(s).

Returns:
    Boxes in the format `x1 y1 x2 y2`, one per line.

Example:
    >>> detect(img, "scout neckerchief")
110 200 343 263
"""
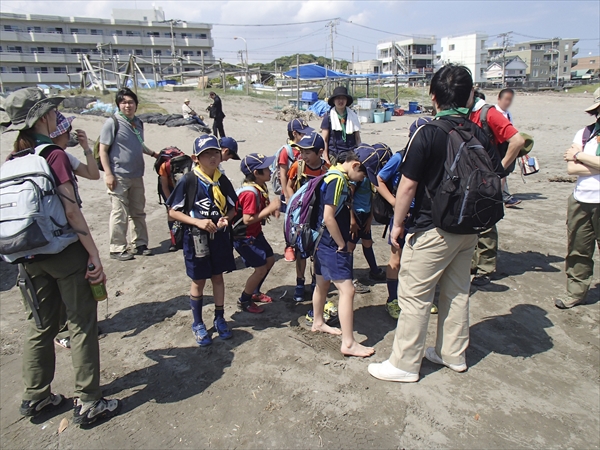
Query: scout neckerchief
33 133 53 145
435 107 470 118
336 109 348 142
193 165 227 216
118 111 147 150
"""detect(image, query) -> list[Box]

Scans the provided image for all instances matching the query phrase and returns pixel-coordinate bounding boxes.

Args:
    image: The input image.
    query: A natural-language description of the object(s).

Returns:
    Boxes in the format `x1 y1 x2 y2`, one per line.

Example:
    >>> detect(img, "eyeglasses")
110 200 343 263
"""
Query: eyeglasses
119 101 136 106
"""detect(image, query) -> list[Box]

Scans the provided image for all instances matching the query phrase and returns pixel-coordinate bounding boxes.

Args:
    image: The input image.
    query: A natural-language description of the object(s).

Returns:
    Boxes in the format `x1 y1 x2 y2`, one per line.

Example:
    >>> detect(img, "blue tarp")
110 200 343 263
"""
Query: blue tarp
308 100 331 117
283 64 348 80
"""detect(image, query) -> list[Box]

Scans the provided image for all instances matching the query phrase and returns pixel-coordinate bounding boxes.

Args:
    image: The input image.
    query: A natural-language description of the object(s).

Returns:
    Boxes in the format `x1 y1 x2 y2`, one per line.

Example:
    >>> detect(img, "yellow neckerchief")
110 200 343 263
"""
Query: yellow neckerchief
193 165 227 216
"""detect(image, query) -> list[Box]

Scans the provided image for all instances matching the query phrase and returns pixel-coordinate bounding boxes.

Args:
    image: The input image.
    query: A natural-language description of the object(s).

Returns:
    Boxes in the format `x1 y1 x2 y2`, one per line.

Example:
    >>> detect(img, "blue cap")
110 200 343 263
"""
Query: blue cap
291 131 325 150
372 142 392 169
287 118 314 135
409 117 433 138
193 134 221 155
219 136 240 160
353 144 379 187
241 153 276 176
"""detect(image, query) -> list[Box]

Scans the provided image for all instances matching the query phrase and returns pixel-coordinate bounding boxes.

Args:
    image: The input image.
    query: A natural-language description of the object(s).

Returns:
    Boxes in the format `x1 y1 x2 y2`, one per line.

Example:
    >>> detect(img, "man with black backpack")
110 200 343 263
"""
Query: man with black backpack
368 64 504 382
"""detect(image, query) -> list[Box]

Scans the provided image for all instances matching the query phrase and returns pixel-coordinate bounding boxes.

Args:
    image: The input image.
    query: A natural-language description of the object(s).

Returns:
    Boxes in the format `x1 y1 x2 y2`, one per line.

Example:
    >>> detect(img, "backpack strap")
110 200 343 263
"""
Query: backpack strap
295 160 306 191
183 171 198 217
323 168 348 217
478 104 495 142
582 123 596 147
232 186 261 231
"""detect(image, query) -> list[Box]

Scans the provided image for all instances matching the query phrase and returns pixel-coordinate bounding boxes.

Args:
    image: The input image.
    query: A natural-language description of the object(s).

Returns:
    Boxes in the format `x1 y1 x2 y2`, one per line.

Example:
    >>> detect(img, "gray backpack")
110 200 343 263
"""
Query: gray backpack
0 144 78 263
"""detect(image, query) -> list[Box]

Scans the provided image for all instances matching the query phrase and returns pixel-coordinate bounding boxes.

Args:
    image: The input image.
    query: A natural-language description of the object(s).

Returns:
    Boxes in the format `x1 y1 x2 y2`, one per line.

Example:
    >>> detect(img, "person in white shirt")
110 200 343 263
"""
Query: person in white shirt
555 94 600 309
182 99 207 126
495 88 521 207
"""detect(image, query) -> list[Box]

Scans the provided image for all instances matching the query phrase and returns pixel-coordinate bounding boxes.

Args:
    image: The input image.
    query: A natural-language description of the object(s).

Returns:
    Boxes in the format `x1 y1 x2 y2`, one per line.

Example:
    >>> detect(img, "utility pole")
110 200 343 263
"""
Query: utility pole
498 32 512 88
326 20 339 71
219 58 225 92
159 19 186 79
393 41 399 106
296 54 300 107
201 49 205 96
97 43 106 91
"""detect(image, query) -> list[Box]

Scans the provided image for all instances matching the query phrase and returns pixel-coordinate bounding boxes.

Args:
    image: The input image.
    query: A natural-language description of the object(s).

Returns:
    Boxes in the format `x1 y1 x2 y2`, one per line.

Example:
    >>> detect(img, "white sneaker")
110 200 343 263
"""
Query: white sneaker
367 360 419 382
425 347 467 373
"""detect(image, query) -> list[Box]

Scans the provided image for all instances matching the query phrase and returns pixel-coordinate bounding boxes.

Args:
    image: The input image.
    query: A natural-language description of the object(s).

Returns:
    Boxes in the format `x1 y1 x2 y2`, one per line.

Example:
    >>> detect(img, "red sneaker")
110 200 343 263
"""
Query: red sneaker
238 300 264 314
284 246 296 262
252 292 273 303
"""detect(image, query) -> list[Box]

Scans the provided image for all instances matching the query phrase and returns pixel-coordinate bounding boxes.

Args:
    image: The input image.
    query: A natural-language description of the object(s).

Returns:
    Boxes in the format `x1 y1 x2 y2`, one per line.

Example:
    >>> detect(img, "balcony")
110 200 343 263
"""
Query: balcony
0 72 82 85
0 52 80 64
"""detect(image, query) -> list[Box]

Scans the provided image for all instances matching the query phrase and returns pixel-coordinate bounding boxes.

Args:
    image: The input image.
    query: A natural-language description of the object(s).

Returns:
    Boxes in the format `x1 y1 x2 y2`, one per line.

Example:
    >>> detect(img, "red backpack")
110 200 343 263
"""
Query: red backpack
154 147 193 203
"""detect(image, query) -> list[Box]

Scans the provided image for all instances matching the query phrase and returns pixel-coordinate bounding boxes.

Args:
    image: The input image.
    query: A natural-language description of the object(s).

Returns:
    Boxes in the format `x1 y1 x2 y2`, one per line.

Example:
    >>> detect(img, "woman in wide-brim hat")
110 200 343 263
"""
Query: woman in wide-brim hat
1 87 121 424
321 86 361 164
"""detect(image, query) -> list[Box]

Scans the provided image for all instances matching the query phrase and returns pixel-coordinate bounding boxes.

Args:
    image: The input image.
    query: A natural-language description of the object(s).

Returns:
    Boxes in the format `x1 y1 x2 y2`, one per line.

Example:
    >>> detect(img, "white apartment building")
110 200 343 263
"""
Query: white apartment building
0 8 215 91
376 37 436 75
439 33 489 83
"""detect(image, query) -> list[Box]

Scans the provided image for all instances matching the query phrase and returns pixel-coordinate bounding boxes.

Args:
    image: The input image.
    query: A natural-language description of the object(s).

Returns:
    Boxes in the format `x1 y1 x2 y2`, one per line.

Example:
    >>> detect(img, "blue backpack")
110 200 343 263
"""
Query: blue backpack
283 168 346 259
270 144 295 195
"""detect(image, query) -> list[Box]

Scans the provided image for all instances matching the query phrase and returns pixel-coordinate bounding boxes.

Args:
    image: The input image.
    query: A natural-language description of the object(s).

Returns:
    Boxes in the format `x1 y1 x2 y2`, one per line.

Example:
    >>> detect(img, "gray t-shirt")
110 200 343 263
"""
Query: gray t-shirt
100 114 145 178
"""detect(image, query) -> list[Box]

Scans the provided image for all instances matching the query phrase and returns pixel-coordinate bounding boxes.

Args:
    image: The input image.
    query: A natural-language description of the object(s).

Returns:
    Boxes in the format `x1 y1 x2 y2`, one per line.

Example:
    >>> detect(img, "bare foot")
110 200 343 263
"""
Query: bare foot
341 341 375 358
311 322 342 336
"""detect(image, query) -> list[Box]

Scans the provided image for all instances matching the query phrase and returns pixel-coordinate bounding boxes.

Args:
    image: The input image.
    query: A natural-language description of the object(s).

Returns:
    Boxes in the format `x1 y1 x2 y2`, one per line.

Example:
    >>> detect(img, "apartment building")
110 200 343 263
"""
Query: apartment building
376 37 436 75
488 38 579 82
438 33 489 83
0 8 214 91
349 59 382 74
571 55 600 80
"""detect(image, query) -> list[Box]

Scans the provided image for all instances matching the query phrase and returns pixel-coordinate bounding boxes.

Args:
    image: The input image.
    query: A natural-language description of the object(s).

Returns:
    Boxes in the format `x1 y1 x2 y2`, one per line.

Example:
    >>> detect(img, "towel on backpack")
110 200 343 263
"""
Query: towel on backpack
330 107 360 135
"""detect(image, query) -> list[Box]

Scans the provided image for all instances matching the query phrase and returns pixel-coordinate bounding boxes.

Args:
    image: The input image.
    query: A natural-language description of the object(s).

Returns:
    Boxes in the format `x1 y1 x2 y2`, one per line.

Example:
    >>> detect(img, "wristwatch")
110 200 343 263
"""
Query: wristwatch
83 149 92 156
573 152 581 163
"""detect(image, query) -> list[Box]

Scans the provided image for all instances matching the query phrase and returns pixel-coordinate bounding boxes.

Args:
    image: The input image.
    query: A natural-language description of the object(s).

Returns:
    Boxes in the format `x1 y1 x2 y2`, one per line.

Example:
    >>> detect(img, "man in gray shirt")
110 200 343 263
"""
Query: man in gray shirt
99 88 158 261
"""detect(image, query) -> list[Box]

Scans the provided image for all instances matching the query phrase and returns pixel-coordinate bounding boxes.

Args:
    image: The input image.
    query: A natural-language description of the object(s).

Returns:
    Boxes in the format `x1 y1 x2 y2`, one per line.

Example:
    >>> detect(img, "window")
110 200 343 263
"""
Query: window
164 32 173 38
183 51 193 56
49 27 63 34
4 25 20 32
114 30 123 36
0 46 2 52
590 59 596 64
71 48 89 54
70 28 86 34
449 44 455 51
135 49 144 56
34 67 48 73
565 44 569 50
0 67 5 73
27 26 42 33
91 29 103 36
11 67 27 73
50 47 66 54
181 33 190 38
126 31 141 37
154 50 162 55
53 67 67 73
196 50 205 56
147 31 159 37
563 67 567 73
564 55 568 62
31 47 45 53
532 69 539 77
519 70 524 74
7 46 23 53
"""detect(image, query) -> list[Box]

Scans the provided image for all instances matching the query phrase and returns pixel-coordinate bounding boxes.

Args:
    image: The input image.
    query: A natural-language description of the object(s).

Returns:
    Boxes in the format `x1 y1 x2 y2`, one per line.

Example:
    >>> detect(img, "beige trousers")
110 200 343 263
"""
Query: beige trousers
389 227 478 373
107 176 149 253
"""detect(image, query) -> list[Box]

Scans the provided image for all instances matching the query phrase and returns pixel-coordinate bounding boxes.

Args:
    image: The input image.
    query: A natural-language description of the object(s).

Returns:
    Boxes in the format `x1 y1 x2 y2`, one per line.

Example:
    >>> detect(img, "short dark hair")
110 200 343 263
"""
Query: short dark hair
209 91 216 97
429 64 473 111
116 88 139 107
498 88 515 99
244 169 265 183
474 90 486 101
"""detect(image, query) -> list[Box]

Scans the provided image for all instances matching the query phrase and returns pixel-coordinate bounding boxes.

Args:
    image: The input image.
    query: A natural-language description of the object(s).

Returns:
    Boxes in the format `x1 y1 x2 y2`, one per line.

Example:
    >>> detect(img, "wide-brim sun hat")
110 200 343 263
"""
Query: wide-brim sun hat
1 87 64 133
328 86 353 108
584 90 600 113
519 132 535 157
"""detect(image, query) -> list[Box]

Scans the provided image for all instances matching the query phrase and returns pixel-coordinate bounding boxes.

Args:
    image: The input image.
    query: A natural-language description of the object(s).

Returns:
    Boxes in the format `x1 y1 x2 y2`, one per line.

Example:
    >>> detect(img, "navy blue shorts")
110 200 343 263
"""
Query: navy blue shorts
349 211 373 244
233 233 274 268
314 243 353 281
183 229 236 280
387 217 407 248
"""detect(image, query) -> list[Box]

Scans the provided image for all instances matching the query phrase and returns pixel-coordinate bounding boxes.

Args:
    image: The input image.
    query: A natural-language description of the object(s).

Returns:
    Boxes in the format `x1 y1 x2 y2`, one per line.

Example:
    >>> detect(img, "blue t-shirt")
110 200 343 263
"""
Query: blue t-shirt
166 173 237 223
352 179 373 213
316 169 350 247
378 152 403 190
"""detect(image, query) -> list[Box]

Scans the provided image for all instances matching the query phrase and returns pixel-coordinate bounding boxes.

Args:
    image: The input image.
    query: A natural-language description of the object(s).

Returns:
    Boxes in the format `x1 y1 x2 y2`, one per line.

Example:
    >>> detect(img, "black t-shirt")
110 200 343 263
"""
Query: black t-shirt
401 116 504 233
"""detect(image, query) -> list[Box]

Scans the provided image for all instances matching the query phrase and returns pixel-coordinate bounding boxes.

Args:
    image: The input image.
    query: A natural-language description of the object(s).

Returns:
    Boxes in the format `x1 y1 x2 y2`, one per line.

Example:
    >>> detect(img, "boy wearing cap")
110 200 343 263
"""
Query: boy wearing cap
167 135 237 346
234 154 281 313
311 149 380 358
285 132 330 302
217 136 240 175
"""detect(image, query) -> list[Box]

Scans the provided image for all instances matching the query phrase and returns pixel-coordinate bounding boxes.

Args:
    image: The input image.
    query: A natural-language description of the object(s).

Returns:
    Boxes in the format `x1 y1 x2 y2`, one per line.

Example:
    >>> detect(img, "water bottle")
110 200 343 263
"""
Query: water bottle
88 264 108 302
190 210 210 258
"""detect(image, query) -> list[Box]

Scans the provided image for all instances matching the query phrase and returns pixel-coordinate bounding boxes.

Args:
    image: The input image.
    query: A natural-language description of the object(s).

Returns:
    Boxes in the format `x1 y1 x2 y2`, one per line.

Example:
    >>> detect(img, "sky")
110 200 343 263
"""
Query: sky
2 0 599 64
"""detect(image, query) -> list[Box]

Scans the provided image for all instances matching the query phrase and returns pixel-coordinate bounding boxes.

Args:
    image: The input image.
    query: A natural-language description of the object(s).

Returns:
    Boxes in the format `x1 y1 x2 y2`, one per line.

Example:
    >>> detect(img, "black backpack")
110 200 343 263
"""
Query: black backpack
372 148 407 225
425 119 504 234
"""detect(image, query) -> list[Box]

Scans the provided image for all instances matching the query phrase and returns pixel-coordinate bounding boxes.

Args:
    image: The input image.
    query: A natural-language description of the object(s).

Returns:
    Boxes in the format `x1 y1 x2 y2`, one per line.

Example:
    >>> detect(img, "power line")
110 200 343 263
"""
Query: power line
212 18 339 27
341 20 430 39
336 32 377 46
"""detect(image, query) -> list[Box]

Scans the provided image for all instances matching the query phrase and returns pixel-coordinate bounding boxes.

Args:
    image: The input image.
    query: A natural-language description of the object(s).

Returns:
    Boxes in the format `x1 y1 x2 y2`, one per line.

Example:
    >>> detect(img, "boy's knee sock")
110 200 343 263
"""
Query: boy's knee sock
214 305 224 319
253 270 271 295
240 291 253 304
363 246 379 273
296 277 305 287
386 279 398 303
190 295 204 326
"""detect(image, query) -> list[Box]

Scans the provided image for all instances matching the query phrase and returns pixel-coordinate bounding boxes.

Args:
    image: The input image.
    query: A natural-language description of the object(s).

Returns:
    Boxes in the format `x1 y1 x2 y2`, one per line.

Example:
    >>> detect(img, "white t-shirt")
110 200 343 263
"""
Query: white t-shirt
182 104 194 120
572 128 600 204
66 152 81 171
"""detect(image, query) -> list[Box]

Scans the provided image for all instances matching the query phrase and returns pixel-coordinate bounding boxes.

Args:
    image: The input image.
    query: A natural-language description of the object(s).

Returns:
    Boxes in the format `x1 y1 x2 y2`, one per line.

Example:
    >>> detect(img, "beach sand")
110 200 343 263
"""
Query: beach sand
0 89 598 448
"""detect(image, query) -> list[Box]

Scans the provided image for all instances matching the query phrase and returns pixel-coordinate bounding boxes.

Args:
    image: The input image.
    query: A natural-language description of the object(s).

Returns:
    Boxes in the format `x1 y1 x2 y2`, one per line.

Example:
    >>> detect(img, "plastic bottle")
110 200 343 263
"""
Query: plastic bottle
88 264 108 301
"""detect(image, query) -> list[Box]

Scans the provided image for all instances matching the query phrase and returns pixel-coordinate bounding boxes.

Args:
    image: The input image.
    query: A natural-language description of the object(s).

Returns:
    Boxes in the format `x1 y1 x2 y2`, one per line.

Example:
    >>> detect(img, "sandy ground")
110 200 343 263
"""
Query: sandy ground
1 89 599 449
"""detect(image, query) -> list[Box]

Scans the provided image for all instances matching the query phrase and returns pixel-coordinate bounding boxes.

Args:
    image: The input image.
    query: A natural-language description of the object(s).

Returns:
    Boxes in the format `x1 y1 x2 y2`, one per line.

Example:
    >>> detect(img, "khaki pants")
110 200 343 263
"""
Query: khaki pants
389 228 478 374
565 194 600 303
21 241 101 402
108 176 148 253
471 225 498 276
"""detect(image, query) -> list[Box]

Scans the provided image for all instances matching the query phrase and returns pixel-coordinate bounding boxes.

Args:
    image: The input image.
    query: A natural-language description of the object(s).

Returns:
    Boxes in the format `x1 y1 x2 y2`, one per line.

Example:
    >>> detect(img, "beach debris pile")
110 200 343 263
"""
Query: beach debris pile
275 106 319 122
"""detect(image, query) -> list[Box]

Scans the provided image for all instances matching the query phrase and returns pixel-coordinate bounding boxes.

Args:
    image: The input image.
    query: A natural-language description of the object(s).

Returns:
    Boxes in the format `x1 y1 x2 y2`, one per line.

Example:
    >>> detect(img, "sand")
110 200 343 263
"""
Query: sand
0 89 599 449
